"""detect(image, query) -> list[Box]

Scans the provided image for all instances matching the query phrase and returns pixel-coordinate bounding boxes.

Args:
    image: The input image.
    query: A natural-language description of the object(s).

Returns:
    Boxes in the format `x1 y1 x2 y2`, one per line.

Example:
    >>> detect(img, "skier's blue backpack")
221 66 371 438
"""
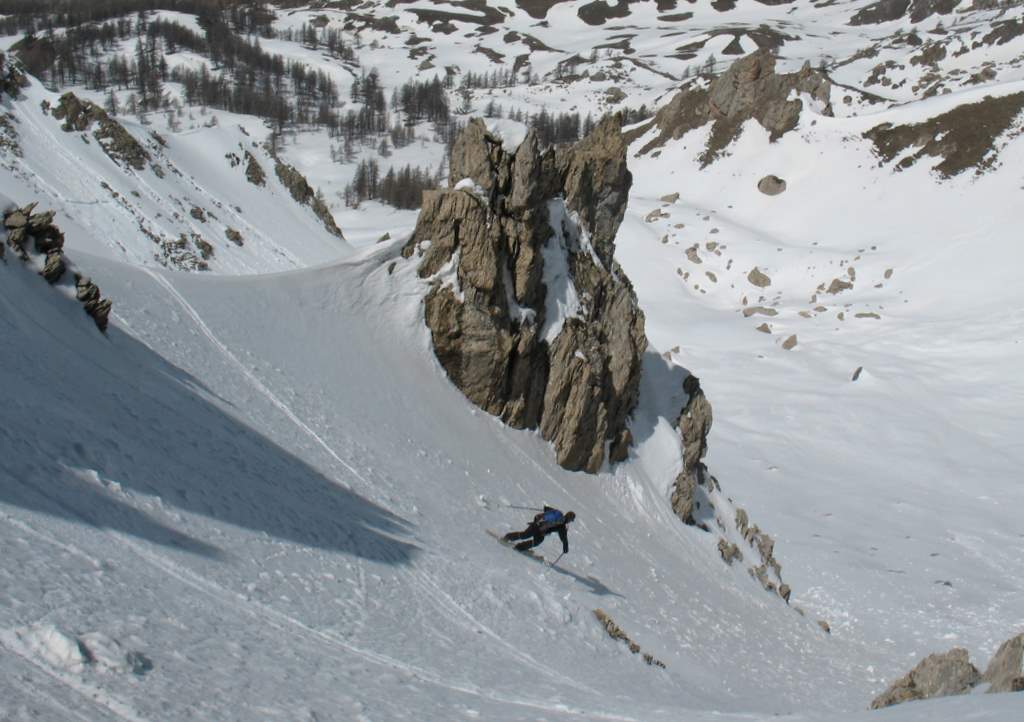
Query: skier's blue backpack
542 509 563 524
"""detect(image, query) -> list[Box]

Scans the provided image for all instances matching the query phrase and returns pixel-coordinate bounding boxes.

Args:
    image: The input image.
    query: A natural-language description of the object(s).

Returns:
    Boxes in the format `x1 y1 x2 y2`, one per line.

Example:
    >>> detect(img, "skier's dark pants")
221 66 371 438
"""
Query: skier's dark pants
504 526 544 552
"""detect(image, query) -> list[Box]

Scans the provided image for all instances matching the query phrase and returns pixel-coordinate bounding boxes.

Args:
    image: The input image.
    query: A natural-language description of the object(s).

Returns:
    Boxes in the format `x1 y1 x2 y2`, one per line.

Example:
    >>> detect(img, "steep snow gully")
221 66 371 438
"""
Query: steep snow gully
1 225 1020 720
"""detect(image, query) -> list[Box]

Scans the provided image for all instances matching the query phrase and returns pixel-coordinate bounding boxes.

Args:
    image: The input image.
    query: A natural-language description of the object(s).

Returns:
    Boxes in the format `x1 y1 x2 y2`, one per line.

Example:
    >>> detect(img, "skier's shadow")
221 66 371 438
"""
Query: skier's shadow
522 552 625 598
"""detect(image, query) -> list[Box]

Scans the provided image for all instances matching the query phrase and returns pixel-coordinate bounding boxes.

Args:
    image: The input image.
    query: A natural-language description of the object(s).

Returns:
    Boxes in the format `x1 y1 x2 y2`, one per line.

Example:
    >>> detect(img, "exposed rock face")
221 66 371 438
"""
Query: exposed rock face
75 274 113 331
245 151 266 186
982 633 1024 694
757 175 787 195
593 608 667 668
3 202 112 331
403 116 645 472
850 0 959 26
51 92 150 171
273 158 344 238
677 374 712 482
717 538 742 565
864 92 1024 178
871 648 980 709
633 50 832 165
0 51 28 97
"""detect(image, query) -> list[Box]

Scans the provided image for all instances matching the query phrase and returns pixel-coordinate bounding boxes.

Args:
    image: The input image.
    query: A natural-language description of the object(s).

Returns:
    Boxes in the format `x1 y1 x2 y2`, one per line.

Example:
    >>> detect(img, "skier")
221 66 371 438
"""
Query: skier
503 506 576 554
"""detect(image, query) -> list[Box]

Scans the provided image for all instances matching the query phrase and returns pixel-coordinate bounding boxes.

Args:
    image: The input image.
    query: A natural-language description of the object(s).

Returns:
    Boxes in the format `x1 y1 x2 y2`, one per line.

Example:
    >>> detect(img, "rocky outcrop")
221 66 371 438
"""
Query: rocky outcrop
50 92 150 171
245 151 266 187
864 92 1024 178
403 116 645 472
982 633 1024 694
850 0 959 26
273 158 344 238
0 52 27 97
872 633 1024 708
633 50 832 165
3 202 112 331
871 648 980 709
677 374 711 474
593 609 666 668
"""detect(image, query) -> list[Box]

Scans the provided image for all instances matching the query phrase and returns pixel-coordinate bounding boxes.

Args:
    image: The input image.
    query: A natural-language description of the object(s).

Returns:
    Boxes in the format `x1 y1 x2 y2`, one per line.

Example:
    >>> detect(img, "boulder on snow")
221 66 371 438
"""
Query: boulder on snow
982 633 1024 694
871 648 980 709
827 278 853 295
757 175 787 195
747 267 772 287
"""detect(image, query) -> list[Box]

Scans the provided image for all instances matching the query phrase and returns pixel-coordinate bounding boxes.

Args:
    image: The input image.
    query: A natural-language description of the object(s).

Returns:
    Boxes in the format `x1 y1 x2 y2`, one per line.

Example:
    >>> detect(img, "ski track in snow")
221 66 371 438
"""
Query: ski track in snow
140 267 373 493
125 269 620 717
4 2 1024 719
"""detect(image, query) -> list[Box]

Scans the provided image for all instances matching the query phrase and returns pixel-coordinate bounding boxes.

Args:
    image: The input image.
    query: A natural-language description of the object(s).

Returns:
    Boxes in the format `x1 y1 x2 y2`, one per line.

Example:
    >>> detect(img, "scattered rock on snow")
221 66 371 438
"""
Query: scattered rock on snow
593 609 667 668
747 267 772 287
757 175 787 195
782 334 798 350
718 538 742 565
742 306 778 318
827 278 853 294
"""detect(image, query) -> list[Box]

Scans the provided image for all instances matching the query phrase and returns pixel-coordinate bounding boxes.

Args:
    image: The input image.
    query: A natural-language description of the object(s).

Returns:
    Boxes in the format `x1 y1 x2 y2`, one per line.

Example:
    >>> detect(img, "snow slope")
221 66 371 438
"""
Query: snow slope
0 79 350 274
1 222 1021 720
2 1 1024 719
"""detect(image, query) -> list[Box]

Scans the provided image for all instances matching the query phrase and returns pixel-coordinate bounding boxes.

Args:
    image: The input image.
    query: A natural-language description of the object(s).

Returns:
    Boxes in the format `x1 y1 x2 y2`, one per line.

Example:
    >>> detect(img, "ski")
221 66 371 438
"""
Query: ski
486 529 550 564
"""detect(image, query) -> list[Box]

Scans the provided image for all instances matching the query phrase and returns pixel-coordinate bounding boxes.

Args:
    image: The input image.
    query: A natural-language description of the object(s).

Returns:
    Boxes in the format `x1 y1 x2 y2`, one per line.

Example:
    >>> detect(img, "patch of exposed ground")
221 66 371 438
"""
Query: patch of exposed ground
864 92 1024 177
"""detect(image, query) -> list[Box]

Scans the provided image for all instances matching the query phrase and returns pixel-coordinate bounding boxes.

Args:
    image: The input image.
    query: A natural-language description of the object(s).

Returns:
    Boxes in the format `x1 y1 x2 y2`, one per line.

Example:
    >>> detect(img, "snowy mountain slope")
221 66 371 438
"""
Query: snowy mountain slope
609 35 1024 715
1 0 1024 719
1 226 1020 721
0 78 350 274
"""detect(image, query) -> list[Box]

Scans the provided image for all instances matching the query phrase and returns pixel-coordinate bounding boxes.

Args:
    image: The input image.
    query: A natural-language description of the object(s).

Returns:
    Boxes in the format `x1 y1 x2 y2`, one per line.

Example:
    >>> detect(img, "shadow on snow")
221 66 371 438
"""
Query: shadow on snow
0 264 417 565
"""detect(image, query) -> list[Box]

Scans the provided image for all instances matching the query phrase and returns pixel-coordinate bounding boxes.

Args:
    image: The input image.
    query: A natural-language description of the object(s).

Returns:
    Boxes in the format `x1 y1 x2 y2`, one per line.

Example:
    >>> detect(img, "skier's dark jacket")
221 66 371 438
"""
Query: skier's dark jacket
531 506 569 553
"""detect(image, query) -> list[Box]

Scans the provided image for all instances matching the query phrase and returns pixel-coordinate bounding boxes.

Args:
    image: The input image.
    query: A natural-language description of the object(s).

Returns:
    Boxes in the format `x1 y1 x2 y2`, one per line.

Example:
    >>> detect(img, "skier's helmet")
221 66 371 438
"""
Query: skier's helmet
565 511 576 523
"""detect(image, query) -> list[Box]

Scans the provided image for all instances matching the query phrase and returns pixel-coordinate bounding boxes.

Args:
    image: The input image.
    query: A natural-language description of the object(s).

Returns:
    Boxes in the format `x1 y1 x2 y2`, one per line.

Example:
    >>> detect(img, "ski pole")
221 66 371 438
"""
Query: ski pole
549 552 564 568
508 504 543 512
